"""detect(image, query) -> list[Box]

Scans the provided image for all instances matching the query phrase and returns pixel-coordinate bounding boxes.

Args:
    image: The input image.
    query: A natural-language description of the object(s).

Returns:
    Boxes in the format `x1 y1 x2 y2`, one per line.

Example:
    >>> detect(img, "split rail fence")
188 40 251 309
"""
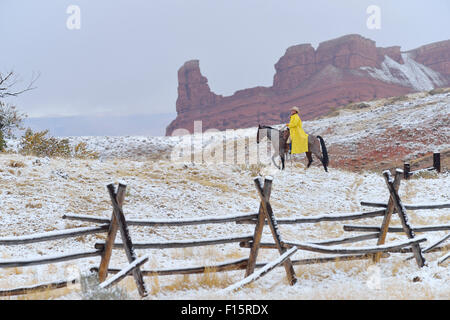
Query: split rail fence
403 152 441 179
0 169 449 298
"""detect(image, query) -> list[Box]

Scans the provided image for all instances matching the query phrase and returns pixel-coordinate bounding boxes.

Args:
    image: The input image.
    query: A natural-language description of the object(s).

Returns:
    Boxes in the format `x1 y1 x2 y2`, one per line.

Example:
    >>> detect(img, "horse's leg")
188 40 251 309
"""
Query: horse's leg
281 154 285 170
306 152 313 168
271 154 281 170
311 138 328 172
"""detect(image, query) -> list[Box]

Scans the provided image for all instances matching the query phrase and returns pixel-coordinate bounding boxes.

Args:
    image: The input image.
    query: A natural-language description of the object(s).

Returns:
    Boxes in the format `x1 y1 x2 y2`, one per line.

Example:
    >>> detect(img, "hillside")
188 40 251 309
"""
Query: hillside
57 88 450 173
0 89 449 299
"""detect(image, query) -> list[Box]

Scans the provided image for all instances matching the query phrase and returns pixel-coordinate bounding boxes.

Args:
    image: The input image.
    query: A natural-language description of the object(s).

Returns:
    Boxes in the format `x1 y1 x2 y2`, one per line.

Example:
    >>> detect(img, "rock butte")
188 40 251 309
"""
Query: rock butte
166 34 450 135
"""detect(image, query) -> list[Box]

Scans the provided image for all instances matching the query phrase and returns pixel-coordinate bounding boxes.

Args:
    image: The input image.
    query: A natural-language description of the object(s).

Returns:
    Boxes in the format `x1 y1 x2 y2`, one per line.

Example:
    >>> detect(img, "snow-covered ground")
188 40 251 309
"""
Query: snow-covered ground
0 90 449 300
0 153 448 299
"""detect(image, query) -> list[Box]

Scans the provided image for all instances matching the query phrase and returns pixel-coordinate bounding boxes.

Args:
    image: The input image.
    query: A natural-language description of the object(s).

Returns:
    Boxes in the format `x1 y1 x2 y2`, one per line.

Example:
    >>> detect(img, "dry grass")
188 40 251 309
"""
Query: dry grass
235 163 267 176
8 160 26 168
25 202 43 209
188 175 232 193
149 275 161 294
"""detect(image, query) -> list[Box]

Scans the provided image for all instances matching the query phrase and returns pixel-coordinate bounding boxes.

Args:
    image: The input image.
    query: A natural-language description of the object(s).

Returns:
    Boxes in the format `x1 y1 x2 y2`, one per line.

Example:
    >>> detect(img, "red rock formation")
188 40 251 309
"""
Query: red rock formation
315 34 378 70
175 60 222 114
166 35 450 135
376 46 404 65
406 40 450 80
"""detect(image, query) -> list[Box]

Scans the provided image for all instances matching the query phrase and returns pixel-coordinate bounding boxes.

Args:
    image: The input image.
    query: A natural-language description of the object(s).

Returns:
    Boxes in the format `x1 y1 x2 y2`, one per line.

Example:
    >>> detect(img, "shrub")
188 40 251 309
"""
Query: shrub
79 272 130 300
72 141 99 159
0 101 26 151
0 131 5 152
19 128 99 159
19 128 71 157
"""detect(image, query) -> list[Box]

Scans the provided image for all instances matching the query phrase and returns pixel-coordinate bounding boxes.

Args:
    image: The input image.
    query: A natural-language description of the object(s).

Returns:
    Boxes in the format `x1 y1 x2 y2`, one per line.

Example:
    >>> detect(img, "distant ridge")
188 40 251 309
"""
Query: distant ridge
24 113 176 137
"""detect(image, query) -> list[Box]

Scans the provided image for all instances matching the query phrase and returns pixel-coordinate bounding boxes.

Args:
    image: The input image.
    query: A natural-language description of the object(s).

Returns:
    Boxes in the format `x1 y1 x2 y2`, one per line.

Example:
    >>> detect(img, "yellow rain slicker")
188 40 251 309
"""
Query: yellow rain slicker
287 113 308 153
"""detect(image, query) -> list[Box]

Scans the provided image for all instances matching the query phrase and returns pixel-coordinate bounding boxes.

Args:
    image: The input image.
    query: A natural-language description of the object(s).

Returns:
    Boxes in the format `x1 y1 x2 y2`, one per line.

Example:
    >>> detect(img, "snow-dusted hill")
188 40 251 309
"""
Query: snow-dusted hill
0 90 449 300
57 89 450 172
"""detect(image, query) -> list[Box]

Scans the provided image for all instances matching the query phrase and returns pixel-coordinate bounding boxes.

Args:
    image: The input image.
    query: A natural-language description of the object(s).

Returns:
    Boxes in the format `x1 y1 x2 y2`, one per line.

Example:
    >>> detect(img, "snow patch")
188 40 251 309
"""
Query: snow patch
361 54 447 91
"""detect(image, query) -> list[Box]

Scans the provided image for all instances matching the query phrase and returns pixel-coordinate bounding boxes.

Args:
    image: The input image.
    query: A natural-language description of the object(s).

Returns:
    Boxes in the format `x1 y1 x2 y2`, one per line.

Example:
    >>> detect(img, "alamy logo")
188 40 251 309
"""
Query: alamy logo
170 121 276 165
366 5 381 30
66 5 81 30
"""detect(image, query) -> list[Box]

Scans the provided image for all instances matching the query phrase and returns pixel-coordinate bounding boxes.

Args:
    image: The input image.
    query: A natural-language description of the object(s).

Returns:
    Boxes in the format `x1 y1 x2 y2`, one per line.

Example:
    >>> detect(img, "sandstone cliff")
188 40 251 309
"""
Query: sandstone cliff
166 34 450 135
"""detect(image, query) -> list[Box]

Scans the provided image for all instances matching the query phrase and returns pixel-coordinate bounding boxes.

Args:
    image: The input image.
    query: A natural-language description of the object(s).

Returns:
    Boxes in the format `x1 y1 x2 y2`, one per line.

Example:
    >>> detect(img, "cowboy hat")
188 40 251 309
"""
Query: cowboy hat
290 106 300 113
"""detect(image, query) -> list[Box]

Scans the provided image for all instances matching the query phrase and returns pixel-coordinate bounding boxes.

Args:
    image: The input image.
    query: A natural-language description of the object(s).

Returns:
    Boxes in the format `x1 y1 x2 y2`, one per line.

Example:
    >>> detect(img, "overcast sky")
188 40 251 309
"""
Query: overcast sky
1 0 449 119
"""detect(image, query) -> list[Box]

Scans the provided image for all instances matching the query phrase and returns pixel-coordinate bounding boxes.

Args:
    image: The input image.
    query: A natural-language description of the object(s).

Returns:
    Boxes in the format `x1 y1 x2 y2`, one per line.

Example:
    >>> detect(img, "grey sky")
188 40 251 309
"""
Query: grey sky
1 0 449 119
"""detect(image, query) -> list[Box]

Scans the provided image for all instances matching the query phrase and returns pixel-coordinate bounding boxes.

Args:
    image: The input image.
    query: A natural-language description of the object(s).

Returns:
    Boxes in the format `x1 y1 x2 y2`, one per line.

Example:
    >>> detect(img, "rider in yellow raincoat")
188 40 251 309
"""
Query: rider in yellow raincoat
287 106 308 153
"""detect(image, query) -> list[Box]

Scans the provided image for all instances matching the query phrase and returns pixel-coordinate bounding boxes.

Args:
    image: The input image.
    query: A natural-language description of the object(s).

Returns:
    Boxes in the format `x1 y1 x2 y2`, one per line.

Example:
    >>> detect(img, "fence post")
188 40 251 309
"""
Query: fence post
373 169 402 263
433 153 441 173
245 178 272 277
98 184 126 282
106 183 148 297
382 170 426 267
253 177 297 285
403 163 410 179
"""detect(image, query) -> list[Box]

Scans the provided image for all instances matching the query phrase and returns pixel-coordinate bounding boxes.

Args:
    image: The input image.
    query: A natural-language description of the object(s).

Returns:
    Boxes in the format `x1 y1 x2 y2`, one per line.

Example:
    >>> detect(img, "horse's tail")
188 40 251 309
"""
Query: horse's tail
317 136 329 167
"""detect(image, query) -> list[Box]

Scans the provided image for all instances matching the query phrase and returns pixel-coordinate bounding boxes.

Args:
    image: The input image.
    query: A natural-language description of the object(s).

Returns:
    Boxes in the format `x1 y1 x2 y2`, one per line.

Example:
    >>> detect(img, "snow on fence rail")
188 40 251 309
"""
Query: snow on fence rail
343 224 450 233
94 235 255 250
236 209 386 224
0 225 109 245
1 168 448 298
62 213 258 226
360 201 450 210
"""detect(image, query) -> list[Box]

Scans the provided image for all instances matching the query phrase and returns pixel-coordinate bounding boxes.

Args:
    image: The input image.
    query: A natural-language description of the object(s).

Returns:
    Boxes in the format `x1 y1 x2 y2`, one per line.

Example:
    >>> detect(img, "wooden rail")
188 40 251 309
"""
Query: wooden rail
222 247 298 293
91 258 250 276
0 278 78 297
240 233 380 249
438 252 450 265
406 233 450 261
94 235 254 250
361 201 450 210
0 225 109 245
343 224 450 233
90 252 391 279
283 237 427 255
99 255 149 289
63 213 258 226
0 250 102 268
236 209 386 225
387 244 450 254
403 152 441 179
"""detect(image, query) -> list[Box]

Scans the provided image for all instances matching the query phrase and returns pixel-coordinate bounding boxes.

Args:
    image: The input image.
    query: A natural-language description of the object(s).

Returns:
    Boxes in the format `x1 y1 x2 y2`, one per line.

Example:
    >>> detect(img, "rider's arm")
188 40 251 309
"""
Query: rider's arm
287 114 300 128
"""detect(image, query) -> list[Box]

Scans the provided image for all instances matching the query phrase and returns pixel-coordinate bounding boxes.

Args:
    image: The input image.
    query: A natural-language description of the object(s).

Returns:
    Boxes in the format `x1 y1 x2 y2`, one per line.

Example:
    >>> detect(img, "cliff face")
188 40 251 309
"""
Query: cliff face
406 40 450 80
166 34 450 135
175 60 222 114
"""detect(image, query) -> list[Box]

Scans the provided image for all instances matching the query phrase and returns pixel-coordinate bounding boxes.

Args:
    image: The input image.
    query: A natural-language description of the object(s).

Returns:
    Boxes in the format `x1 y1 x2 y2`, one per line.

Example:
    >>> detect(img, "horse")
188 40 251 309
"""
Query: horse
256 124 329 172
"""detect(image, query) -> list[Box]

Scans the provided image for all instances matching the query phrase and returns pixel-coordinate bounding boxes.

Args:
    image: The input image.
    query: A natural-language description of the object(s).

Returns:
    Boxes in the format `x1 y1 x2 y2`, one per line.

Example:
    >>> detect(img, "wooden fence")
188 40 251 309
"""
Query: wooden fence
403 152 441 179
0 169 448 298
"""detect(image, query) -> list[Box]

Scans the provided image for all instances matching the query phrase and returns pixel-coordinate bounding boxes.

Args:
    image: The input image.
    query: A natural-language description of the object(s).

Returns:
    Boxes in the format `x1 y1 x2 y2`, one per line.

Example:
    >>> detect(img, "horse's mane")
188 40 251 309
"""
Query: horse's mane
259 125 289 132
260 125 278 130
